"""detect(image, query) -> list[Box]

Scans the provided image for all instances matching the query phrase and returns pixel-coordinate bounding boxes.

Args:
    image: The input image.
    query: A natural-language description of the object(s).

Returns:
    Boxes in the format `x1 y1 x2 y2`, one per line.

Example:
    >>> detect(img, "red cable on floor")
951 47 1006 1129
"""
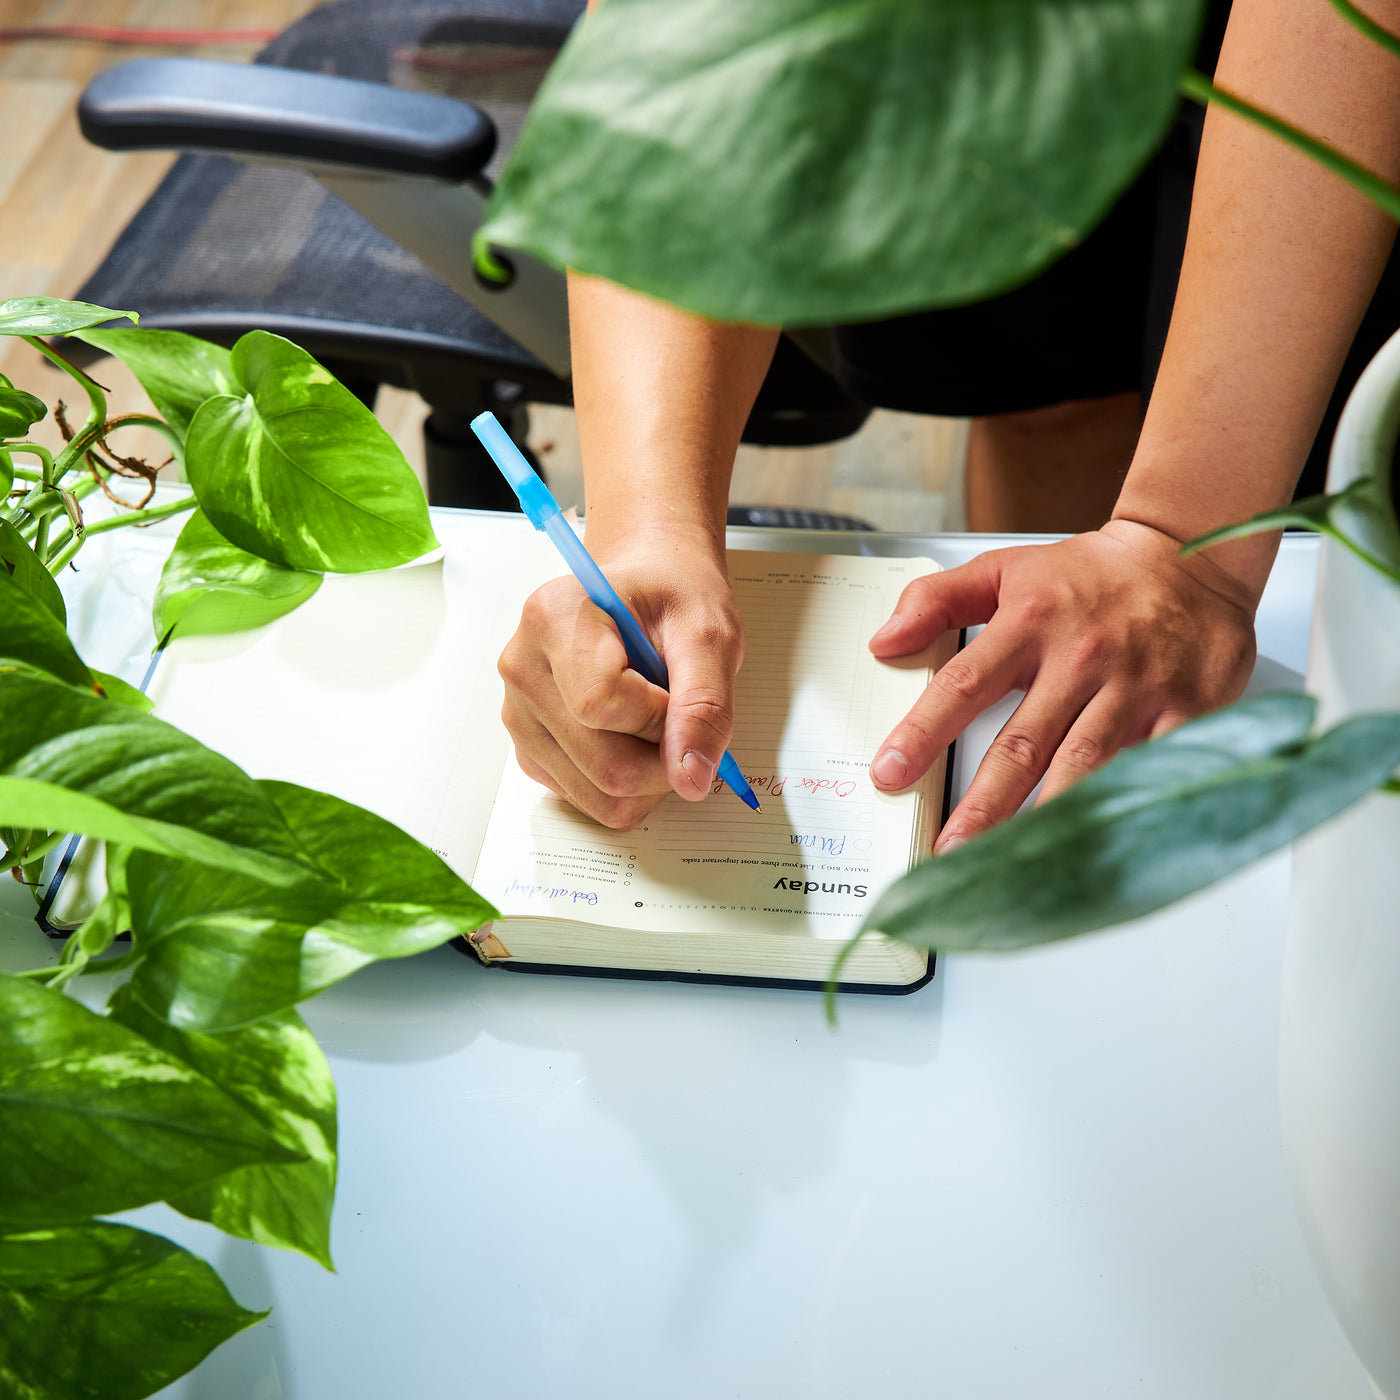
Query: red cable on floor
0 25 279 46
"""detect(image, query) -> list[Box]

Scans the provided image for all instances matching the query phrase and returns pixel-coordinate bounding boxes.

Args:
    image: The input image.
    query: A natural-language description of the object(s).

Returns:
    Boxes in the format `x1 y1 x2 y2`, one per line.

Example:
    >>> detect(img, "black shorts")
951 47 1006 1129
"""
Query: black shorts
829 0 1400 499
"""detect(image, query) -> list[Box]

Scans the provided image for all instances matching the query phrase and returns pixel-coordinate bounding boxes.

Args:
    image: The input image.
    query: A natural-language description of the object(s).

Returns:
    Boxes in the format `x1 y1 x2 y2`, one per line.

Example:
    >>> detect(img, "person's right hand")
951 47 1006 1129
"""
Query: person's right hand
498 539 745 829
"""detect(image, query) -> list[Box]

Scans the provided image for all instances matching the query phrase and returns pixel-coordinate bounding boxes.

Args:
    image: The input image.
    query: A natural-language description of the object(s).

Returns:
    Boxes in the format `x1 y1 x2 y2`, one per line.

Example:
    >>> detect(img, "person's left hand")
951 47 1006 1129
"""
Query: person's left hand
866 519 1261 851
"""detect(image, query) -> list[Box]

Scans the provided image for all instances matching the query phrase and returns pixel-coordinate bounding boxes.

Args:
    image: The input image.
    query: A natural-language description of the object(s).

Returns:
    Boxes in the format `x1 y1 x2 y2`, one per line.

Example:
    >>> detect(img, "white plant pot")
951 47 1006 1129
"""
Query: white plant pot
1281 329 1400 1398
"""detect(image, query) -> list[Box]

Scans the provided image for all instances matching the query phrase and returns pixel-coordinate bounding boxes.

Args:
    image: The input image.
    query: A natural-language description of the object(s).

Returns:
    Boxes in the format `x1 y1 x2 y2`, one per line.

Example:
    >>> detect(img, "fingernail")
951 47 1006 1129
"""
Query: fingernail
870 614 902 643
871 748 909 788
935 834 965 855
682 750 715 793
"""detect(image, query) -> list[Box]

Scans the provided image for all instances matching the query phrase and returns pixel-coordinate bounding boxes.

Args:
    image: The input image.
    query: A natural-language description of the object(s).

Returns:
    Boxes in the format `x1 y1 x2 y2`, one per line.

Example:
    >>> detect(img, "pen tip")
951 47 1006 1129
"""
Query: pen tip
754 803 762 813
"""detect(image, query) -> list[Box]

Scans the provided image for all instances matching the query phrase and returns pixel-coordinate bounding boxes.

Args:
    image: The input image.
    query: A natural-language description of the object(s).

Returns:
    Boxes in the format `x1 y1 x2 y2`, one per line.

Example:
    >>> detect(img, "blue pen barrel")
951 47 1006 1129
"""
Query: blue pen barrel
541 515 670 688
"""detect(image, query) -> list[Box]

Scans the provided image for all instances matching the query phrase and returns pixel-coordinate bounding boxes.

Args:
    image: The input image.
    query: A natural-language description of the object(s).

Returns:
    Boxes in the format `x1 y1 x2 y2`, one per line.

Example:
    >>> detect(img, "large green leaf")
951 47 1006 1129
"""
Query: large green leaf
184 330 438 572
0 673 317 887
480 0 1204 324
0 297 136 337
128 780 498 1031
0 569 94 690
75 326 237 441
0 1221 264 1400
153 508 322 641
0 380 46 437
0 519 66 624
856 695 1400 955
0 974 302 1227
110 989 338 1271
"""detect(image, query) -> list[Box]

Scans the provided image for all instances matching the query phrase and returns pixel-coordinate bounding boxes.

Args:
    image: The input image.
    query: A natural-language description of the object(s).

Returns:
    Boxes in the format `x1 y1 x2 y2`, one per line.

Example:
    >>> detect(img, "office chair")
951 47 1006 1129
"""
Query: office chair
69 0 872 510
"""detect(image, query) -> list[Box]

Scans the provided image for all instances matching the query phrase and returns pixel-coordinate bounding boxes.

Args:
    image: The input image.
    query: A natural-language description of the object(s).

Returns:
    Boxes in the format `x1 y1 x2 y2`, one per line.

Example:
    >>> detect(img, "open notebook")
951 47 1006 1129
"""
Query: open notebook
45 524 955 990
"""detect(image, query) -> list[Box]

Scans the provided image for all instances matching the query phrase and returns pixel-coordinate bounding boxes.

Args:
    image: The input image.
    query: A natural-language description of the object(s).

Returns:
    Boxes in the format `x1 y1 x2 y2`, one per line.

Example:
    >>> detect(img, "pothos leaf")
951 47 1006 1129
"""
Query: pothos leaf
184 330 438 573
127 780 498 1031
0 568 94 690
0 973 302 1227
0 519 66 624
110 988 338 1271
0 381 46 437
153 507 322 642
481 0 1205 324
74 326 237 442
0 1220 265 1400
0 297 136 337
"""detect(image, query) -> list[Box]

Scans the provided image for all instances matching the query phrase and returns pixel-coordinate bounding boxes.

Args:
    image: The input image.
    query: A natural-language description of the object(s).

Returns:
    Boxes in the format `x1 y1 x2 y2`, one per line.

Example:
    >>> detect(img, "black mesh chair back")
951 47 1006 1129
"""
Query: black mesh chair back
72 0 869 507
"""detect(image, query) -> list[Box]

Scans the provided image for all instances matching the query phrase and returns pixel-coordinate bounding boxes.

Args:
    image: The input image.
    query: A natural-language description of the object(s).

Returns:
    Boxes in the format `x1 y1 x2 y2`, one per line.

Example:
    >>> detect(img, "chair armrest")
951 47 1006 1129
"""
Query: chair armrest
78 57 496 182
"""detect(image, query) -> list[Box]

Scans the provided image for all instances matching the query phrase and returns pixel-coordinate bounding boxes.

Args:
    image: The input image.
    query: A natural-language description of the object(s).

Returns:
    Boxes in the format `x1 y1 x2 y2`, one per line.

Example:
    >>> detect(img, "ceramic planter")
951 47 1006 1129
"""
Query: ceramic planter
1280 329 1400 1397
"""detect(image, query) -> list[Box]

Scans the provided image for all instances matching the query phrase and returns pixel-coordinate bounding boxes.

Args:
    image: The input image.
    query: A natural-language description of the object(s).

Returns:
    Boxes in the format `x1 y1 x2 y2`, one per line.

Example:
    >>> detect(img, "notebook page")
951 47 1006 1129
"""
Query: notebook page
471 553 944 943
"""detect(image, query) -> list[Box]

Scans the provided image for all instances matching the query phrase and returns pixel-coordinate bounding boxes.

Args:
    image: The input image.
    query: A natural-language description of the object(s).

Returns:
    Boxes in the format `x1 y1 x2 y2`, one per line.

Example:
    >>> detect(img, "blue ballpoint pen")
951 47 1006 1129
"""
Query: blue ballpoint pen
470 411 761 812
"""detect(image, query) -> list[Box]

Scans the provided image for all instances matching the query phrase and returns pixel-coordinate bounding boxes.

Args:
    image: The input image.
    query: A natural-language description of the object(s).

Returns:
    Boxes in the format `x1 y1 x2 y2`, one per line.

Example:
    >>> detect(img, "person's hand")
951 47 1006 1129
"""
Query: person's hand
498 539 744 829
868 519 1261 851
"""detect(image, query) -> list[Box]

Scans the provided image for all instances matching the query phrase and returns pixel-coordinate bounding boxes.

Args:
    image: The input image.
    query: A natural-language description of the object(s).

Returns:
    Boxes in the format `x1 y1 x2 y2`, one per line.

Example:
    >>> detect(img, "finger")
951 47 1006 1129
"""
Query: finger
508 708 669 831
551 608 669 745
870 625 1026 793
869 553 1004 657
658 620 744 802
1035 688 1145 805
934 674 1091 850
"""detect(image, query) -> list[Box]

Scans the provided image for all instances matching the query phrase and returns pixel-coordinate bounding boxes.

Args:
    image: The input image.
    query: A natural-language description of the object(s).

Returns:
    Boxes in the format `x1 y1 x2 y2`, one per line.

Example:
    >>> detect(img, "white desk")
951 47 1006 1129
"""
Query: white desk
0 512 1369 1399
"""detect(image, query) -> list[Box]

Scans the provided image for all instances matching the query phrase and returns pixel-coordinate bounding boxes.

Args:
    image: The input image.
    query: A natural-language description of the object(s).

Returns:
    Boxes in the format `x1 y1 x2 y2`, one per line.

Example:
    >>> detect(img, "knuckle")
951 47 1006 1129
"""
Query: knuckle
1056 732 1110 773
931 658 984 705
674 691 733 743
594 753 647 798
572 677 623 730
1010 593 1055 629
950 796 999 835
497 641 530 690
1065 631 1112 676
990 728 1045 777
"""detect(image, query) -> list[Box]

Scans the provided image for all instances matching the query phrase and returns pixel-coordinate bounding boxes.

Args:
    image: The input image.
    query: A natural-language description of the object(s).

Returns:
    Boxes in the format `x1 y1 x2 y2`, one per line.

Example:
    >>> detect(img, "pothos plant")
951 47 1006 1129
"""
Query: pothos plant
469 0 1400 996
0 296 497 1399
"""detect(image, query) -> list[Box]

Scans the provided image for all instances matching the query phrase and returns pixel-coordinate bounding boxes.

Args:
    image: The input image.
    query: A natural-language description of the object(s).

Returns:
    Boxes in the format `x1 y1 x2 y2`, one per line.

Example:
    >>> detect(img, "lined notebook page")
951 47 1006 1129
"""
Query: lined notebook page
472 553 944 943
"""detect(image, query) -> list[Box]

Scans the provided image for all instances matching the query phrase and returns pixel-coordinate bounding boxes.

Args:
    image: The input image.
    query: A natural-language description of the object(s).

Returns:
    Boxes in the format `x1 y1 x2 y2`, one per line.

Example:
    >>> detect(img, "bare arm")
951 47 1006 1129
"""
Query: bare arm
873 0 1400 847
498 273 777 827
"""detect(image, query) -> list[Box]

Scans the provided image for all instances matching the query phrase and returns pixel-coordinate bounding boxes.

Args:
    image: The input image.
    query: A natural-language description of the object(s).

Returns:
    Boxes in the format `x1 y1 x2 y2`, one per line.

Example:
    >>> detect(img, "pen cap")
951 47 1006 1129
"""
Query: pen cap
470 412 558 528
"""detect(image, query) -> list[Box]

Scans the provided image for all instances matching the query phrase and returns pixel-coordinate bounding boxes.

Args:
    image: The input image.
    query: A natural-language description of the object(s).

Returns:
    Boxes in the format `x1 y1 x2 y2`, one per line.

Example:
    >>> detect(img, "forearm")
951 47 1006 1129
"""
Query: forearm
1115 0 1400 600
569 271 778 557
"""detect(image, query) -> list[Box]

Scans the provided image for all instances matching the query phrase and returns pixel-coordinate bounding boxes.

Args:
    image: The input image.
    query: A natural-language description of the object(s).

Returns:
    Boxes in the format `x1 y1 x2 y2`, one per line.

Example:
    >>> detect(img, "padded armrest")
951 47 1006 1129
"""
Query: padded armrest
79 57 496 181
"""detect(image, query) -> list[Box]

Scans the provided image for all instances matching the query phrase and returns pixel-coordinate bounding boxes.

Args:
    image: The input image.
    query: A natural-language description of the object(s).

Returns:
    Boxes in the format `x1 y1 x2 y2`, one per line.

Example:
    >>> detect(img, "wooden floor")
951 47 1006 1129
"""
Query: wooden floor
0 0 963 530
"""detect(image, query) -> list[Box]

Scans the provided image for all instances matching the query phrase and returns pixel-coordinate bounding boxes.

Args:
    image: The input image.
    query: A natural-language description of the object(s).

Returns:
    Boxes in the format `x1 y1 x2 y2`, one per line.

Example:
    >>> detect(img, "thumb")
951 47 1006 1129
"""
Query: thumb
869 552 1003 656
658 628 742 802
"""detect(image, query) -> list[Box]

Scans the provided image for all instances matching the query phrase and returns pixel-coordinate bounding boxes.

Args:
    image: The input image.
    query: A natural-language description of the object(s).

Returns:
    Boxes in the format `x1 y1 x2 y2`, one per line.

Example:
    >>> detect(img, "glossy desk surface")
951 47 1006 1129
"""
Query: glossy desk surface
0 509 1369 1399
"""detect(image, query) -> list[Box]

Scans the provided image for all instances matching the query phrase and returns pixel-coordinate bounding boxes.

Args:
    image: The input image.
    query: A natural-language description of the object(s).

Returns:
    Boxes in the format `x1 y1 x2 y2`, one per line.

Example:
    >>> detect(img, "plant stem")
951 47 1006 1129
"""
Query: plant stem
0 830 64 876
81 493 196 536
45 533 85 574
1329 0 1400 61
1179 69 1400 223
23 335 107 435
2 441 57 478
32 510 49 558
